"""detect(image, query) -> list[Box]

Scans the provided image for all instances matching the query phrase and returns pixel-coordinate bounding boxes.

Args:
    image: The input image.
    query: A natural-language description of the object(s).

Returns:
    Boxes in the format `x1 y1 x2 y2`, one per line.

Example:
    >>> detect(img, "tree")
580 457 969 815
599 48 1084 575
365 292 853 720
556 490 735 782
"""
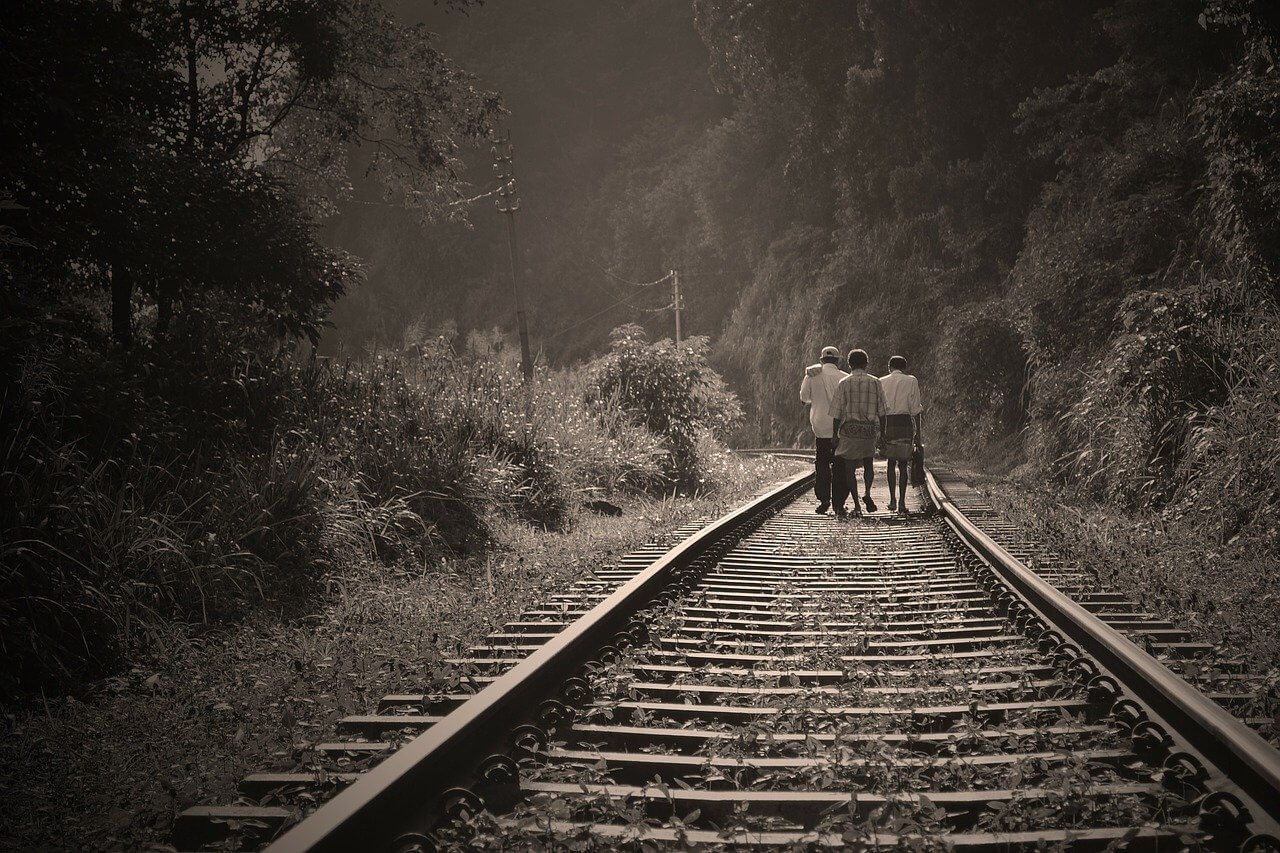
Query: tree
0 0 500 349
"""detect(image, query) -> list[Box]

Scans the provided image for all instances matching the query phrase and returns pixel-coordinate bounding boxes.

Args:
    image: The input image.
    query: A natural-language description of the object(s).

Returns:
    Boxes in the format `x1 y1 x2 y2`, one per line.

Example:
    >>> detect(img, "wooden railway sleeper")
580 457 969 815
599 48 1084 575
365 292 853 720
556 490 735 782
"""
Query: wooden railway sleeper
176 467 1280 851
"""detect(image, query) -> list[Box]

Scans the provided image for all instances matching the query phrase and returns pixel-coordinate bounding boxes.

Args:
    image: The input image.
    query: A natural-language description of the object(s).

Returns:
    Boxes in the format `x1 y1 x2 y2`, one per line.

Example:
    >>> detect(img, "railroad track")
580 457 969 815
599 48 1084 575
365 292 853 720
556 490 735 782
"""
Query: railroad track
176 459 1280 851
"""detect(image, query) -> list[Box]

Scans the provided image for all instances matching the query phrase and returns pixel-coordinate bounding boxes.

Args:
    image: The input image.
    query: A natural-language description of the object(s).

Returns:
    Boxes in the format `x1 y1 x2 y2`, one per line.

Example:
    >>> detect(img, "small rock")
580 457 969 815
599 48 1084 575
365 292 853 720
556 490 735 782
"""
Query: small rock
584 499 623 517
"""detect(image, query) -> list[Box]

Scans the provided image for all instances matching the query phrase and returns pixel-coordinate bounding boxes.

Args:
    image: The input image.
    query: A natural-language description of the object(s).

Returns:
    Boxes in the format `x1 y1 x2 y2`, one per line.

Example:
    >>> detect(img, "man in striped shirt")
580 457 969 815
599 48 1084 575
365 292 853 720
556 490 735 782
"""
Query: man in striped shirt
830 349 886 518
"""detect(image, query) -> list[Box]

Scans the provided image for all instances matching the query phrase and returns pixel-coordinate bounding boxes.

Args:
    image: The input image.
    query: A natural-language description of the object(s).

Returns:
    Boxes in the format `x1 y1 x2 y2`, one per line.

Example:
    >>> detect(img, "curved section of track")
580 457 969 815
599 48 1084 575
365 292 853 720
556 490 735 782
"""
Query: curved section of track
176 459 1280 851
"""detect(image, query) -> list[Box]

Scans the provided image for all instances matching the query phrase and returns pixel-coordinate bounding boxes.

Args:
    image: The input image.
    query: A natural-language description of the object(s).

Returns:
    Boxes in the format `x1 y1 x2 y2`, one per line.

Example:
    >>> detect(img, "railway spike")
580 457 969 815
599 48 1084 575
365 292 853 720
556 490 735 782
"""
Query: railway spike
476 754 522 812
509 723 548 754
391 832 433 853
478 754 520 785
559 676 591 703
537 698 574 727
1242 832 1280 852
439 786 484 821
1164 750 1211 796
1111 697 1149 729
1088 673 1122 702
1131 719 1174 757
1037 629 1066 652
1051 640 1083 665
1069 655 1100 682
626 617 650 642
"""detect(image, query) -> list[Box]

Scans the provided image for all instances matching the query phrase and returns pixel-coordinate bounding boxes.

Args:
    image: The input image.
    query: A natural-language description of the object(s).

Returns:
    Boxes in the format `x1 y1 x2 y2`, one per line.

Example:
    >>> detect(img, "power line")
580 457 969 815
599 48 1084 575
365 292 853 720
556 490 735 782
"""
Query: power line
541 258 686 343
543 291 674 342
581 257 673 289
582 269 672 314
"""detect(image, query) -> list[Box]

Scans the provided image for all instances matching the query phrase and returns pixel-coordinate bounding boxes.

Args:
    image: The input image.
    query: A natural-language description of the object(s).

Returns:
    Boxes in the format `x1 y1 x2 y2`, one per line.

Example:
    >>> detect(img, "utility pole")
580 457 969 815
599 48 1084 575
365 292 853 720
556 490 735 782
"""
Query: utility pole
671 268 682 344
494 133 533 384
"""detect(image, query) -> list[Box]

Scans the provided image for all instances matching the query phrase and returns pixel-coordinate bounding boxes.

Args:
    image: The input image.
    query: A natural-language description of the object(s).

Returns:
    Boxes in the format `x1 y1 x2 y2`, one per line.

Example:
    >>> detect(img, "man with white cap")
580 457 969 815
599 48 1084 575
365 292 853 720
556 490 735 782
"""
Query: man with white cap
800 346 849 514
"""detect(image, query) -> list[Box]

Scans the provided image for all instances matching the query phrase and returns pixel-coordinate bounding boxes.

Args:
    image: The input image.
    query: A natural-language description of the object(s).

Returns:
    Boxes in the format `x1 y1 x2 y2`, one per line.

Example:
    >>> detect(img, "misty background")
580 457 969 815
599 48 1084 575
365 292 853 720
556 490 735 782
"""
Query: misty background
323 1 727 361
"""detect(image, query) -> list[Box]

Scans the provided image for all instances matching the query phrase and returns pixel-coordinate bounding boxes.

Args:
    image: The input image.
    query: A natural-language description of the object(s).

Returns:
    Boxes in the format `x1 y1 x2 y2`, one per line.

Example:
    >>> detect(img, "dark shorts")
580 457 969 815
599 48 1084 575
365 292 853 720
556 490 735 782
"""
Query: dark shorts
884 441 913 460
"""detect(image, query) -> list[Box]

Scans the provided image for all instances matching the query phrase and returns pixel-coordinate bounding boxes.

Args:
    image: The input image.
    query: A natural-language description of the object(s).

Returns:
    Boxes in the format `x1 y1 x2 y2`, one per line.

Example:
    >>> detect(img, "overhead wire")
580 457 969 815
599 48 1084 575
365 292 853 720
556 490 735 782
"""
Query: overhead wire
581 269 672 314
529 257 680 342
581 257 673 288
543 288 674 341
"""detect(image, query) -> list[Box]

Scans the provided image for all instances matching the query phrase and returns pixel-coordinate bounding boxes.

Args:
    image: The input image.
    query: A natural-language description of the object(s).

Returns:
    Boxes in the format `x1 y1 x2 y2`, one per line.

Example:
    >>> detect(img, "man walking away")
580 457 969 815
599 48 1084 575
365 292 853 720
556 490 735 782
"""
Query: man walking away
880 355 924 515
800 346 849 514
830 349 886 518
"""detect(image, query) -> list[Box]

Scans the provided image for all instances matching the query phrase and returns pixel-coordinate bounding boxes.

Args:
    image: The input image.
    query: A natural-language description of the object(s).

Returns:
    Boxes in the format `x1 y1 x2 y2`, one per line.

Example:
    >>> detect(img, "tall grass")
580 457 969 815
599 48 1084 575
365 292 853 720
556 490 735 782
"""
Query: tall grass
991 289 1280 672
1 331 741 693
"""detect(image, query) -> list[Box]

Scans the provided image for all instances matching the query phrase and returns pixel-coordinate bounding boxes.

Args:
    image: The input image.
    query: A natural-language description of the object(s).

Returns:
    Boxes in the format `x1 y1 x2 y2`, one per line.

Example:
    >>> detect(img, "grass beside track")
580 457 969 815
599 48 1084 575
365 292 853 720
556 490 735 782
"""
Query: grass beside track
0 456 803 851
953 465 1280 738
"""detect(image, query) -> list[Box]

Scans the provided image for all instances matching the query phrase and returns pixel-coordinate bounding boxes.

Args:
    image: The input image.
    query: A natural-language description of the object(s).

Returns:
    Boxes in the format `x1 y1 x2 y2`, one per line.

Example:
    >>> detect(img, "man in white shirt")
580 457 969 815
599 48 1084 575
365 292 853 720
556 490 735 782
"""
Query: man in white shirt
879 355 924 514
800 346 849 514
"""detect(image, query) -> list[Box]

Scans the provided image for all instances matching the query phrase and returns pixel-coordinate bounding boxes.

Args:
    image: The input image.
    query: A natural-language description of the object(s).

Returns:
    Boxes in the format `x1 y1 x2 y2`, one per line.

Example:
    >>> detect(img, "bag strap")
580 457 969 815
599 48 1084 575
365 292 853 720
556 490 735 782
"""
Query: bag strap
818 369 841 405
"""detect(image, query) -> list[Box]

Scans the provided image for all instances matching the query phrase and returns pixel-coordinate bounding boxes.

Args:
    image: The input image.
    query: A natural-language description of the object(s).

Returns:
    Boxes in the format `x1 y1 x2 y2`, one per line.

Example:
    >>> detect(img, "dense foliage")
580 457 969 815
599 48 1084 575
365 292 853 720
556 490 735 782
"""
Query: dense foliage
1 0 499 349
347 1 1280 543
692 0 1278 520
0 327 745 691
589 325 742 487
0 0 503 689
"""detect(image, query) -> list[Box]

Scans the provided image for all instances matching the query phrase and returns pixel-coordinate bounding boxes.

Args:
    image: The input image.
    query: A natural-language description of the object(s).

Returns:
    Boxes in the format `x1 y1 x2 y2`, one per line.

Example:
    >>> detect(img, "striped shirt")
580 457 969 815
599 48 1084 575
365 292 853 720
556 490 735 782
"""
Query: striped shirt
829 369 886 424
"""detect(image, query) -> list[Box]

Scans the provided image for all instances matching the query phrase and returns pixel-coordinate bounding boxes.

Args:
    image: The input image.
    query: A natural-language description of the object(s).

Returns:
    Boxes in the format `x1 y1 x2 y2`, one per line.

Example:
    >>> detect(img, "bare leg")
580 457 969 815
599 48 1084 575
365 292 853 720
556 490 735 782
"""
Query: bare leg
886 459 897 509
897 460 909 513
849 458 863 516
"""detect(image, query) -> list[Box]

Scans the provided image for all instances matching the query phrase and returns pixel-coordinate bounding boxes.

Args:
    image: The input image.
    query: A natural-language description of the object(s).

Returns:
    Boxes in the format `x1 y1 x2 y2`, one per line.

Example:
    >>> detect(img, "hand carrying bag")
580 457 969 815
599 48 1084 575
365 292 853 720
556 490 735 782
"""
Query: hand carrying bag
909 441 925 486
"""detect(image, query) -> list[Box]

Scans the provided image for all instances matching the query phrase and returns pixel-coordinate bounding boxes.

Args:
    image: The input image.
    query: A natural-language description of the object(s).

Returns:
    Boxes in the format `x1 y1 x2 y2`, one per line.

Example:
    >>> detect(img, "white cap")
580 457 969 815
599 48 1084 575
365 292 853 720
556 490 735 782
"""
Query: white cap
820 346 840 359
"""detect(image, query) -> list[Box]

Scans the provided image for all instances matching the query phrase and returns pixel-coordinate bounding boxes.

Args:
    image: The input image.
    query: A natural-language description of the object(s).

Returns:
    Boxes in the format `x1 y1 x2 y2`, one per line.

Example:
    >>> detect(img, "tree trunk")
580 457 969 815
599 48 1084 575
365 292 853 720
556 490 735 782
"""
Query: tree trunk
156 289 173 337
111 260 134 351
182 2 199 149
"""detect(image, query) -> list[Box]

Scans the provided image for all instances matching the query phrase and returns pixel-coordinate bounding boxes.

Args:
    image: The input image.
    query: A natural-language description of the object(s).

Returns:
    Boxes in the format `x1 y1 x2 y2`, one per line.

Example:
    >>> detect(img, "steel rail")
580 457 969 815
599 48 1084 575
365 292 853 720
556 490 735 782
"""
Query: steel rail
734 447 814 460
221 452 1280 849
265 469 814 853
926 467 1280 839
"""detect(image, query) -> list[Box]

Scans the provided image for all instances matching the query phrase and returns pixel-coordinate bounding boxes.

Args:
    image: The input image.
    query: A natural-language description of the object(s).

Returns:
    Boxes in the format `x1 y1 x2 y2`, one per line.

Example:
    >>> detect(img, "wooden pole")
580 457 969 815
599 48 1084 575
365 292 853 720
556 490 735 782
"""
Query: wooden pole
494 134 533 384
672 268 682 344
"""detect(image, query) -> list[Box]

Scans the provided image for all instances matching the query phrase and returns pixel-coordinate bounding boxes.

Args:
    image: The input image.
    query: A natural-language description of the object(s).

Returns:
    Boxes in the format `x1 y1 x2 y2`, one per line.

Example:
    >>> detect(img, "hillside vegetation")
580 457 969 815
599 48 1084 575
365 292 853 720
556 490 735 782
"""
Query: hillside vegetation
0 1 751 695
333 2 1280 546
318 1 1280 663
4 0 1279 692
679 0 1280 587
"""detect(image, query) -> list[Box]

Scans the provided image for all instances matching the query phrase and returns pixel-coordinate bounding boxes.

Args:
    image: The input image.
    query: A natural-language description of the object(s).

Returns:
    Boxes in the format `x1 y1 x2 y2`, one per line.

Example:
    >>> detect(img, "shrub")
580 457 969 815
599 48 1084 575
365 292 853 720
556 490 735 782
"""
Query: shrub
0 407 329 690
1169 295 1280 544
1031 287 1232 508
0 343 536 690
588 325 743 489
2 314 747 691
531 370 668 497
932 302 1027 454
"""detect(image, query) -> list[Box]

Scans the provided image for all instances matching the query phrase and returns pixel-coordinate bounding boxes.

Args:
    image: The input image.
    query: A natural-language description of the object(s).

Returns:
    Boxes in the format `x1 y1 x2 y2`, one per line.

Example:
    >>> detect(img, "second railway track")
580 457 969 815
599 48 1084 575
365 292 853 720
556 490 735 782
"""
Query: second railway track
177 460 1280 851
